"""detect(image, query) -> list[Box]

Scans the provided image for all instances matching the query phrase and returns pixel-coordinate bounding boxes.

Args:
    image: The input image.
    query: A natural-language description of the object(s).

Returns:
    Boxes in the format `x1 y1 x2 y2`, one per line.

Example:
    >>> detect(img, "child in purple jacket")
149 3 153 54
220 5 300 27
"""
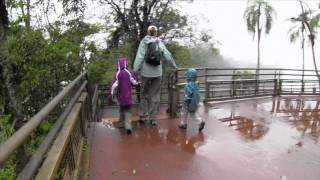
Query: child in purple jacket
111 57 139 134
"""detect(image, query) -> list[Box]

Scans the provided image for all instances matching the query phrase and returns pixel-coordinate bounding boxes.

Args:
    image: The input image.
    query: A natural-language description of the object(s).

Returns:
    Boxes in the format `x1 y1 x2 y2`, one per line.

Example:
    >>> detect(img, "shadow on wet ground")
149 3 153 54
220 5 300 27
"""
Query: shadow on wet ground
89 96 320 180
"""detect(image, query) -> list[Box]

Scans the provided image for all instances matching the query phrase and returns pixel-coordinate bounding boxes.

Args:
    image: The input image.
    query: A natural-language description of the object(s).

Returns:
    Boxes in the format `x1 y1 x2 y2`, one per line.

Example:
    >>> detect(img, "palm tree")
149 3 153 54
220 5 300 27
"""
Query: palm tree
288 16 306 89
243 0 276 77
289 0 320 85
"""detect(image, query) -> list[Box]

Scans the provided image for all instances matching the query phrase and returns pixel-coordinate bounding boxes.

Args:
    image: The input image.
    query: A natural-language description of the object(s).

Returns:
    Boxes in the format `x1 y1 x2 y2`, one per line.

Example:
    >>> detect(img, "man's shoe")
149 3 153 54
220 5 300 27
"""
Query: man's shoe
199 122 205 132
138 119 145 124
126 129 132 135
178 124 187 130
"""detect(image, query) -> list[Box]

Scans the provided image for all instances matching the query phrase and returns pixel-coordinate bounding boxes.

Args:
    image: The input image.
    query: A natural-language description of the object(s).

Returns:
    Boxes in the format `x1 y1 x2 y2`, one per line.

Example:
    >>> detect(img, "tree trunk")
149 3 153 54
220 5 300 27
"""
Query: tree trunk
302 29 305 82
256 11 261 93
18 0 31 29
3 64 29 171
257 30 261 77
310 44 320 90
0 0 8 44
301 29 305 92
2 59 29 170
26 0 31 29
256 6 261 80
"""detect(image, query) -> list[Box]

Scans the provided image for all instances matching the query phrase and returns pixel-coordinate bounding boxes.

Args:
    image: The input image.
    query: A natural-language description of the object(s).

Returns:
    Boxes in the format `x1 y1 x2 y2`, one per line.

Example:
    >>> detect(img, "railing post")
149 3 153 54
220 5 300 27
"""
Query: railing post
232 70 236 97
169 70 179 118
279 79 282 95
273 79 278 96
255 79 258 96
205 81 210 102
204 68 209 101
232 79 236 97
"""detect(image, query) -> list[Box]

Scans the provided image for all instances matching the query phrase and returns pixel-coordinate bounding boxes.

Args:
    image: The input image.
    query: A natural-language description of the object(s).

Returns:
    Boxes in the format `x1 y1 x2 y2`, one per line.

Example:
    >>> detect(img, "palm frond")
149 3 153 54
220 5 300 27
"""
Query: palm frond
244 0 276 37
289 29 300 43
310 16 319 29
243 4 259 38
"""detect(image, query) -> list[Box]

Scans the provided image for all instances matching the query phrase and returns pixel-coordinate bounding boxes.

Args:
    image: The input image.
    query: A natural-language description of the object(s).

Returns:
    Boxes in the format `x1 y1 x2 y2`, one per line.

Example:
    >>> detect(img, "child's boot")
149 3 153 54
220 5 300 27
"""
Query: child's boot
138 115 147 125
125 110 133 135
198 122 205 132
178 123 187 130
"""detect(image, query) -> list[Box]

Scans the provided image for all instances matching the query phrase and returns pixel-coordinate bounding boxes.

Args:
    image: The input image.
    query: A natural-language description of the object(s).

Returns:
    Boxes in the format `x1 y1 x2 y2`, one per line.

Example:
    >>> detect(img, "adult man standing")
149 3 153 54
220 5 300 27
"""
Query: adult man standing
133 25 177 125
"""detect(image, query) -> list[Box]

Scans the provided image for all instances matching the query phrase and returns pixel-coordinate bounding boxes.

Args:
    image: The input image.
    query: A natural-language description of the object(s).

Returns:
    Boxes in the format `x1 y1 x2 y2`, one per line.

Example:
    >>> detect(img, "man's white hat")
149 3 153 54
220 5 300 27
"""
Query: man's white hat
147 25 157 33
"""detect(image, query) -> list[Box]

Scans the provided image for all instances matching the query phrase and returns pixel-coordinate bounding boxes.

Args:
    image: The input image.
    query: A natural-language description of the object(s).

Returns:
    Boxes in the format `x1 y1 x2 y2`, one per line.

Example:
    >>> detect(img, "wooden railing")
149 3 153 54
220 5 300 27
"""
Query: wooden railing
94 68 319 118
0 71 99 179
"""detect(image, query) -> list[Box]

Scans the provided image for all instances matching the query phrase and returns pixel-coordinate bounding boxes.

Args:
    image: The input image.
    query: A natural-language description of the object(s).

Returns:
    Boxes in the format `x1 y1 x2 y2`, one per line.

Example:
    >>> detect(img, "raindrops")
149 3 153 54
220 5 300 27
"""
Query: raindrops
102 118 115 129
280 175 287 180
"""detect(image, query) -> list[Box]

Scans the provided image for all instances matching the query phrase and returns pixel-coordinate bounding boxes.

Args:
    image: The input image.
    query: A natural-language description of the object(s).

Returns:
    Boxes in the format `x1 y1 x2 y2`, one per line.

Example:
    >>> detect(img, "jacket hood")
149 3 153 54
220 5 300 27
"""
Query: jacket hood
186 68 197 82
143 35 158 44
117 57 127 70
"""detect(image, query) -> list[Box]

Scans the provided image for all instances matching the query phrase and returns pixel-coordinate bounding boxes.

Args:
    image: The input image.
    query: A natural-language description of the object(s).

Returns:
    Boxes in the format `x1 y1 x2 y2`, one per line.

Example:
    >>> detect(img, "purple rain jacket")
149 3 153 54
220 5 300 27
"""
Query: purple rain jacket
110 57 138 106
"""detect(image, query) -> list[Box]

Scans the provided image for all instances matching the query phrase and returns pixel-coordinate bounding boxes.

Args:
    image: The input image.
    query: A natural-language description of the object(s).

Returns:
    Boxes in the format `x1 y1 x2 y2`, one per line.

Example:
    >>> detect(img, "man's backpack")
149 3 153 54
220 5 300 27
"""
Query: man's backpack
145 40 161 66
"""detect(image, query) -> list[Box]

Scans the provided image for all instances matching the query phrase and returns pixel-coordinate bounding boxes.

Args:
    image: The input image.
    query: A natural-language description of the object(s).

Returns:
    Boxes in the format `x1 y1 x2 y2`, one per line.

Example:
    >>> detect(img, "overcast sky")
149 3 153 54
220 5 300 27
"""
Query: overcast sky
81 0 320 69
180 0 320 69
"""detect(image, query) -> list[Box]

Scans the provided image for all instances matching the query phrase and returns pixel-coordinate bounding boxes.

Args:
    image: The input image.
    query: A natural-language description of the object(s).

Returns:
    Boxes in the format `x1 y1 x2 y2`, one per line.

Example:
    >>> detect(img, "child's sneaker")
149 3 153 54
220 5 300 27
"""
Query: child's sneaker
198 122 205 132
178 124 187 130
148 119 157 126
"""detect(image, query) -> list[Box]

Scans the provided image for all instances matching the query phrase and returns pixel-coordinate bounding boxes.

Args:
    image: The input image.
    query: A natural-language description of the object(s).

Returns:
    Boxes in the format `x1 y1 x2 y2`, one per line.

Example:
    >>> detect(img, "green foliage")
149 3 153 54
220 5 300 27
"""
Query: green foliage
88 57 115 84
167 43 192 68
189 46 219 67
0 17 100 173
87 42 194 84
0 115 16 180
25 119 54 156
234 70 255 80
0 115 13 143
3 18 100 116
41 120 53 133
88 45 133 84
0 160 16 180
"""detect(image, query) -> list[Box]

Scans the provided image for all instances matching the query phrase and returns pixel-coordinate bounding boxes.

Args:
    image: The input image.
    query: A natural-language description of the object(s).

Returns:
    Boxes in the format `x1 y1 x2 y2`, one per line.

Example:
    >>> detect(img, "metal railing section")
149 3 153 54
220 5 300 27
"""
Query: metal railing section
0 71 87 167
167 67 319 117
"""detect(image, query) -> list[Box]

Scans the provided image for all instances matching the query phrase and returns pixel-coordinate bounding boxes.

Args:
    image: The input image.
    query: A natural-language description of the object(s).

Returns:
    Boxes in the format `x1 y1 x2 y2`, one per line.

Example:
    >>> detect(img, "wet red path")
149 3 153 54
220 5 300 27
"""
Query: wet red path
89 97 320 180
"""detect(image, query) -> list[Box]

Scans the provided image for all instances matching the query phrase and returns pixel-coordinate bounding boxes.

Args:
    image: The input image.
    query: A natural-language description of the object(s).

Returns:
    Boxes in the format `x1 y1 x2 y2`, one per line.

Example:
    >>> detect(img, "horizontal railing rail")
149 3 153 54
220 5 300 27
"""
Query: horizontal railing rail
167 67 319 117
0 71 87 168
16 80 88 180
35 92 90 180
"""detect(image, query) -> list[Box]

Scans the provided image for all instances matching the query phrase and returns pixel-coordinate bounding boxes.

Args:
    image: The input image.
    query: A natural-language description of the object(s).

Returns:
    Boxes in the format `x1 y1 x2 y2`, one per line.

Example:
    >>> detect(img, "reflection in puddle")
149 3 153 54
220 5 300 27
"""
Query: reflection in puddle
215 97 320 142
101 118 115 129
274 98 320 139
164 126 205 154
219 113 269 140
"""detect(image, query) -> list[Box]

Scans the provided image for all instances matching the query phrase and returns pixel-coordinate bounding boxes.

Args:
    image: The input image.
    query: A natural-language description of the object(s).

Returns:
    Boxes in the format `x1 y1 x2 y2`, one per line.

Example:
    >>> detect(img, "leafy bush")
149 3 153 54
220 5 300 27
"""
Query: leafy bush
0 115 16 180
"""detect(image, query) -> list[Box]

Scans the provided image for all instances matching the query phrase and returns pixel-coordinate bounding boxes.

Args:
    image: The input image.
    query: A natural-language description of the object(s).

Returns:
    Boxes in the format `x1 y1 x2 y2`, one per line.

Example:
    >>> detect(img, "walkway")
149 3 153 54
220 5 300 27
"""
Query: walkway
88 96 320 180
